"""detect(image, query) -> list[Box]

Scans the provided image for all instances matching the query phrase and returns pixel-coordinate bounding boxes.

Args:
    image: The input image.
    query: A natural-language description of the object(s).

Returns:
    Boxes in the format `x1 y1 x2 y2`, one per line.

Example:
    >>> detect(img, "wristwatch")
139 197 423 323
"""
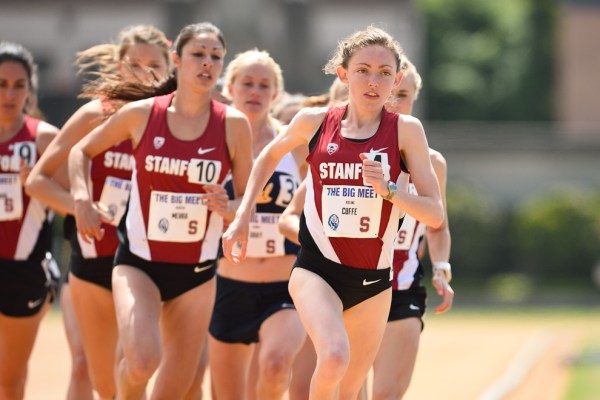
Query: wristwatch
383 181 397 201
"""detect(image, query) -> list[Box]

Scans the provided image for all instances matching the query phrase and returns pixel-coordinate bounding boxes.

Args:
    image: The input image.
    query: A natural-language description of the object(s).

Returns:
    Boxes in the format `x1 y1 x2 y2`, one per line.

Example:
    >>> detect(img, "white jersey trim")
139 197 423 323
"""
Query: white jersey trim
126 170 151 260
199 211 223 262
378 203 402 270
376 174 405 270
395 219 426 289
304 171 340 264
76 166 98 258
77 233 98 259
14 198 46 260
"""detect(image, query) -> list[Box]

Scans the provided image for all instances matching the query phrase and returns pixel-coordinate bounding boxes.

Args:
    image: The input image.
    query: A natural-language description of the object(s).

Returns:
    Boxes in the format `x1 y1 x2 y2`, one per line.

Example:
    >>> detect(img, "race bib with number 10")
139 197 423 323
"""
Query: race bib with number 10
187 158 223 185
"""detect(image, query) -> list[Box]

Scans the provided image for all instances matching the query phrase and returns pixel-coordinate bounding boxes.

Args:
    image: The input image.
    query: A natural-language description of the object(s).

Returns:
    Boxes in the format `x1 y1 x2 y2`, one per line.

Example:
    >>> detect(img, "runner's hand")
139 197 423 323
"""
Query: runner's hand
201 184 230 216
359 153 388 196
432 269 454 314
222 214 250 265
73 200 106 243
93 201 115 224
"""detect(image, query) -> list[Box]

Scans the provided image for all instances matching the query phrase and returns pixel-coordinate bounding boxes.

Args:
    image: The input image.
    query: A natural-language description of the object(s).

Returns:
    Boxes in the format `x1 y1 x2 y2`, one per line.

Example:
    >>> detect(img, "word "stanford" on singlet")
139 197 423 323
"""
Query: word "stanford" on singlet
319 162 363 180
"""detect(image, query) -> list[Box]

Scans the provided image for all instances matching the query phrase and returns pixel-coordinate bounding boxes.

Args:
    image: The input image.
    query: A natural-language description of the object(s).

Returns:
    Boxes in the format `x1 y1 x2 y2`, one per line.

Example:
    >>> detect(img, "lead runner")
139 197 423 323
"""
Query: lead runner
223 26 444 400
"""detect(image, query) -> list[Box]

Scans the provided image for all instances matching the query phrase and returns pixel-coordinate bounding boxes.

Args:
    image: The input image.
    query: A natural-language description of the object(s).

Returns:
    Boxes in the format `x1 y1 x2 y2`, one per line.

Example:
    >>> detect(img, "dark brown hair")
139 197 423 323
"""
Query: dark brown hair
0 41 43 116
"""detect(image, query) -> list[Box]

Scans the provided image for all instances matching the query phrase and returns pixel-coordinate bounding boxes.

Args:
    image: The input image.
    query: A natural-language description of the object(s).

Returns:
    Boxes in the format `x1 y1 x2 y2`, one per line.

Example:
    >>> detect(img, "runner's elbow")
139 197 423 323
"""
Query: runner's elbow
428 206 445 229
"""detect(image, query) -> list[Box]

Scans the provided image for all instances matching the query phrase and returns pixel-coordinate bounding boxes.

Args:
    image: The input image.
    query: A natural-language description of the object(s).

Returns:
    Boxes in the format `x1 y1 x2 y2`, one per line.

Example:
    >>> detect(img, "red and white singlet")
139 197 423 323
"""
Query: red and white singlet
75 137 133 258
124 93 231 263
301 106 404 270
392 181 426 290
0 116 48 260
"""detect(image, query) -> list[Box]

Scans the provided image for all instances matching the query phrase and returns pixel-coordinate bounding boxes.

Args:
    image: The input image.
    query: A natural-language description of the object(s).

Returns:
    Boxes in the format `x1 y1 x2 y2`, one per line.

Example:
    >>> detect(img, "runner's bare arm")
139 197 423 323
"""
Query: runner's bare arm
221 107 325 263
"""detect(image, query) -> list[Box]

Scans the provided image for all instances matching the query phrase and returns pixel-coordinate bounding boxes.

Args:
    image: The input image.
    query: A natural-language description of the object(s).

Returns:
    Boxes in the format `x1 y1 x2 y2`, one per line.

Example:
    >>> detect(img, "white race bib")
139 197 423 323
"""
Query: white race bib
274 174 299 208
321 185 382 238
187 158 223 185
11 141 37 169
0 174 23 221
98 176 131 227
147 190 207 242
246 212 286 258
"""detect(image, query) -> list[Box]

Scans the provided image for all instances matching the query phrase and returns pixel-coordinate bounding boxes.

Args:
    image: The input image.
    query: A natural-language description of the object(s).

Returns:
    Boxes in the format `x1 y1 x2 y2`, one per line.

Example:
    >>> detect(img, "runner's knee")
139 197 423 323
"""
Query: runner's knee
260 349 293 385
123 347 161 384
316 344 350 382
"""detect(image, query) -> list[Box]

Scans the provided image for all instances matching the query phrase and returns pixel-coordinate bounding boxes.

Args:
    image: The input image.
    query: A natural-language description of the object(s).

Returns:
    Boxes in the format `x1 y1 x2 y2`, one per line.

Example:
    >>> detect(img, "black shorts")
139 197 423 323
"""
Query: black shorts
114 243 216 301
209 275 295 344
0 258 49 317
294 248 392 311
69 255 114 291
388 287 427 328
64 215 114 290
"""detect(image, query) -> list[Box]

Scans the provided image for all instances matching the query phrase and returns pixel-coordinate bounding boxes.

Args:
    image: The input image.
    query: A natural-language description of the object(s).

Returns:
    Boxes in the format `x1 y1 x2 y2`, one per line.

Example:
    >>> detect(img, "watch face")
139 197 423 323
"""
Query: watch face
385 181 397 200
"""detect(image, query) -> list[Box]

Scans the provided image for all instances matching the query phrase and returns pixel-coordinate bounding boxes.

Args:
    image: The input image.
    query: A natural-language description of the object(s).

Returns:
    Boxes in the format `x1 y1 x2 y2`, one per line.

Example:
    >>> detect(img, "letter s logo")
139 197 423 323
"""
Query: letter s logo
360 217 370 232
188 220 198 234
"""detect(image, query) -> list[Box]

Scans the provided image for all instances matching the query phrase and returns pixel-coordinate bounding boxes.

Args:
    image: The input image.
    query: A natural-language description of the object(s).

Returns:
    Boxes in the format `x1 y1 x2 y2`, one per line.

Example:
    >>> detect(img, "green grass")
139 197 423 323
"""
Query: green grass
563 341 600 400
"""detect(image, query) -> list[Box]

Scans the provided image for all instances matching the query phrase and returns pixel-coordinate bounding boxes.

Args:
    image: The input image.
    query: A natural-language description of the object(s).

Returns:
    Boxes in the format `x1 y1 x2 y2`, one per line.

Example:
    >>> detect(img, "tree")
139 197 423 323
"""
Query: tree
417 0 555 120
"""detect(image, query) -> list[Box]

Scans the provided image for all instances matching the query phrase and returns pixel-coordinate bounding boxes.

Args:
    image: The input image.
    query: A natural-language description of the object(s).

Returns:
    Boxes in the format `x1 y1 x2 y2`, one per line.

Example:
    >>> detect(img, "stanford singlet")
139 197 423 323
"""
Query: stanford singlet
67 98 134 259
392 181 426 290
77 116 133 260
124 93 231 263
0 116 48 260
300 105 404 270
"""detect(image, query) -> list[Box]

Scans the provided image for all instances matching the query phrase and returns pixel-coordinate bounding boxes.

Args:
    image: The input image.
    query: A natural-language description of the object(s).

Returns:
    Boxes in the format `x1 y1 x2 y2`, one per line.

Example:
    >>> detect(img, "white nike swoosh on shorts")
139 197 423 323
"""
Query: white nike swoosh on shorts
28 298 44 309
194 265 212 273
362 278 382 286
409 304 420 311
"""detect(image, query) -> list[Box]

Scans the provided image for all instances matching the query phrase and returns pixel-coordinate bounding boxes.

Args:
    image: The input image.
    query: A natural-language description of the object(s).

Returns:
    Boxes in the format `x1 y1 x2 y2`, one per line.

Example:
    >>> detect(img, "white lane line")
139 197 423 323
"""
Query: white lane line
478 331 554 400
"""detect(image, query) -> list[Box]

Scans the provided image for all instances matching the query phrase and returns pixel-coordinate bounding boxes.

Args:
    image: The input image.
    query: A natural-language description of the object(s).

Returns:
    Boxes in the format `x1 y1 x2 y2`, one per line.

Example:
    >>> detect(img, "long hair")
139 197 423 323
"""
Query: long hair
91 22 225 104
77 25 172 105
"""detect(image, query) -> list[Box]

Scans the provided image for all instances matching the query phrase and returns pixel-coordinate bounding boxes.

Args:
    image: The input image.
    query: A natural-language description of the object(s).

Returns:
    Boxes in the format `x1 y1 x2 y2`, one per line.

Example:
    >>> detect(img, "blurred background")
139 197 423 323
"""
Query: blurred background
3 1 600 399
1 0 599 305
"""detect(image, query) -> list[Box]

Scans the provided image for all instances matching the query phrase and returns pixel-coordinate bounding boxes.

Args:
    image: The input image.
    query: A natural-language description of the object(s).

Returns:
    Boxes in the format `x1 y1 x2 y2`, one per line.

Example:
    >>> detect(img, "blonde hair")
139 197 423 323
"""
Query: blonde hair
271 91 307 124
323 26 405 75
327 77 349 106
222 48 284 100
402 58 423 100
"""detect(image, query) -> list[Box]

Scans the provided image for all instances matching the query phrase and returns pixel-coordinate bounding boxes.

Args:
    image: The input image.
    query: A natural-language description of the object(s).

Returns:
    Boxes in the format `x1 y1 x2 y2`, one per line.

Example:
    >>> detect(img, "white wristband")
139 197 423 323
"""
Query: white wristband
433 261 452 282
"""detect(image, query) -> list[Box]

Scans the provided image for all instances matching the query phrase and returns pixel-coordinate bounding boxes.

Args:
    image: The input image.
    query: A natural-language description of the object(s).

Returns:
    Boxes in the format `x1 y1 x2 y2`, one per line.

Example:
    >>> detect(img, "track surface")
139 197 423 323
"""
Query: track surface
25 308 599 399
